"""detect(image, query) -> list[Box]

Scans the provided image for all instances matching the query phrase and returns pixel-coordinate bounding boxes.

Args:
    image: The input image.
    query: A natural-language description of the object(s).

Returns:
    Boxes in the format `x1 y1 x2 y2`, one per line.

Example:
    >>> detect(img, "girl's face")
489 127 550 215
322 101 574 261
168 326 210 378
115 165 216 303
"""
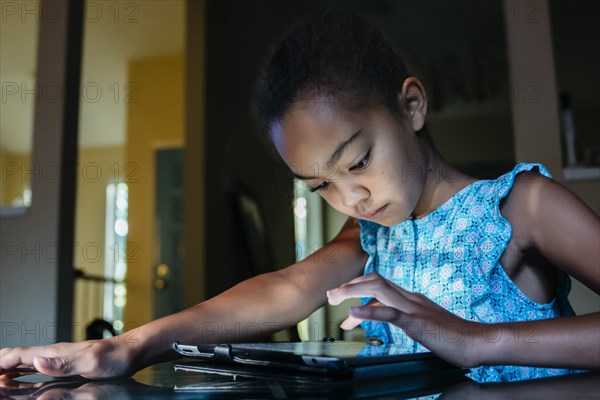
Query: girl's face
270 79 430 227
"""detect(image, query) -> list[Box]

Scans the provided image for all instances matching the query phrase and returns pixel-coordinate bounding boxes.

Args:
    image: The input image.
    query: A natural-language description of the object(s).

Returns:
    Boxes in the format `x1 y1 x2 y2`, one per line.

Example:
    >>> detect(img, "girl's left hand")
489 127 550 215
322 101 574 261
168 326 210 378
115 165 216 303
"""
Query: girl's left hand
326 272 482 368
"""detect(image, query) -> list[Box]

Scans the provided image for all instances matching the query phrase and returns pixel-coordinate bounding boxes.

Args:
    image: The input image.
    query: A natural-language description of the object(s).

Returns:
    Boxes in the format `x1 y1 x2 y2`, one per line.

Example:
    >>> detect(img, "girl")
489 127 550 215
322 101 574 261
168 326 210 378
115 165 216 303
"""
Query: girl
1 11 598 383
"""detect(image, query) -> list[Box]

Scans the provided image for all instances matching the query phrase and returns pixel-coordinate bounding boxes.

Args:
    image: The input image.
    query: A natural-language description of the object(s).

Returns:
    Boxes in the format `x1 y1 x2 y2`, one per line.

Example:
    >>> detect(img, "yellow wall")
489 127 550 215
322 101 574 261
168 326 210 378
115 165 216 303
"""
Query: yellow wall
124 55 184 329
71 145 125 341
0 149 30 207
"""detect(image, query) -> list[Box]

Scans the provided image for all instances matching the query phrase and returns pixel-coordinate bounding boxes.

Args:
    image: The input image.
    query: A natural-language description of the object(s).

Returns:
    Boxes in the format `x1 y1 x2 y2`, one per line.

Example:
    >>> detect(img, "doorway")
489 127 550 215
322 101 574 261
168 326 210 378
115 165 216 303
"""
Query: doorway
154 148 184 318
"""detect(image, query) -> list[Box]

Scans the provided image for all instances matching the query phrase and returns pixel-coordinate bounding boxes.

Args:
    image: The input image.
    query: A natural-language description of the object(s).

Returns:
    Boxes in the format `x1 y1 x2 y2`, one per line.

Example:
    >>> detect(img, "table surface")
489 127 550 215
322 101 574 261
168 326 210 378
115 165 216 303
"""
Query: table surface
1 361 598 399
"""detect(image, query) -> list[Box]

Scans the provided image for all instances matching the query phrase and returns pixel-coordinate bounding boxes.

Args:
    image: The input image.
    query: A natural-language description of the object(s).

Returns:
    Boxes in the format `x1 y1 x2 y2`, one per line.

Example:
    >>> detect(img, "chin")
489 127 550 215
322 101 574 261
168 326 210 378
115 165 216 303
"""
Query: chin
372 215 401 227
379 210 411 227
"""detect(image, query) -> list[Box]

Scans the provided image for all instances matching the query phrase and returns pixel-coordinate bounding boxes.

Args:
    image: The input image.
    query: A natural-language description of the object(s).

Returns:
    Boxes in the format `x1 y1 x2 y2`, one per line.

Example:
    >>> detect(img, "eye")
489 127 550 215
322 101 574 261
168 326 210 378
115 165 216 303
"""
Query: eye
309 181 330 192
350 149 371 171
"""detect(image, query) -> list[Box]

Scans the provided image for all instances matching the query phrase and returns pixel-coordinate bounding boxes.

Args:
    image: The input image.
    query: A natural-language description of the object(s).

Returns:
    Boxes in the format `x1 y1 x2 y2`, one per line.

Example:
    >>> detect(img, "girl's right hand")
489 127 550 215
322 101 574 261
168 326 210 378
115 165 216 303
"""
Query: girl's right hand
327 272 482 368
0 339 138 379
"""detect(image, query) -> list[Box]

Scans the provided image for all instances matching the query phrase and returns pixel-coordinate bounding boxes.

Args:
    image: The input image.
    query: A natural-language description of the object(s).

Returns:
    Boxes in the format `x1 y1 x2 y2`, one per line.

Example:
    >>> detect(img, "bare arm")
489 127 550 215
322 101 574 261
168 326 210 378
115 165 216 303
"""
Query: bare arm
476 172 600 368
134 217 366 367
0 218 367 379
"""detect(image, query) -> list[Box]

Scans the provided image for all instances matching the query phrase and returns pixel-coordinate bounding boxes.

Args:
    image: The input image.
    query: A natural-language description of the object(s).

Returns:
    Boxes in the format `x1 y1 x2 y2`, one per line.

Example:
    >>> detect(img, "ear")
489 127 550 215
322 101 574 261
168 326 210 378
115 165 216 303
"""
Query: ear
398 77 428 132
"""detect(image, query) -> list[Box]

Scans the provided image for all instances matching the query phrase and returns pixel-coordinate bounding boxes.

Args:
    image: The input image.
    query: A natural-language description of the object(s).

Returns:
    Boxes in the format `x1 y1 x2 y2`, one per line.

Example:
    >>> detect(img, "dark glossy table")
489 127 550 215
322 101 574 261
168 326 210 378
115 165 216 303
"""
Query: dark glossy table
1 361 598 399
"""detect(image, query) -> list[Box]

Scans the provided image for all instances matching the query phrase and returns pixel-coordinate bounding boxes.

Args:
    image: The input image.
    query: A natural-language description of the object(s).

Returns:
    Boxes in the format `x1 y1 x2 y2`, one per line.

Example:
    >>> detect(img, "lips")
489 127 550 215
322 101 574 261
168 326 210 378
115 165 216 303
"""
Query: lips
360 204 388 220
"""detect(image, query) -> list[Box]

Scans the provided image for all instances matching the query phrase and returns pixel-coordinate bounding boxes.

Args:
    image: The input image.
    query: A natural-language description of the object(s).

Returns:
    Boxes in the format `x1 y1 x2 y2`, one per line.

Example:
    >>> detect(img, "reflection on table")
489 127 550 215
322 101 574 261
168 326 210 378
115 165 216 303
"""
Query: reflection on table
1 361 597 400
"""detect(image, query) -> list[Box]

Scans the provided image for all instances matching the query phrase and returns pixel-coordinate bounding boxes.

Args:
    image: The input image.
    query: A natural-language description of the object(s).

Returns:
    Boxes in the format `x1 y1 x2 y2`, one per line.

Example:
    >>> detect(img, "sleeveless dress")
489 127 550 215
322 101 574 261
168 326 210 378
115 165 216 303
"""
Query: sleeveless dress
358 163 580 382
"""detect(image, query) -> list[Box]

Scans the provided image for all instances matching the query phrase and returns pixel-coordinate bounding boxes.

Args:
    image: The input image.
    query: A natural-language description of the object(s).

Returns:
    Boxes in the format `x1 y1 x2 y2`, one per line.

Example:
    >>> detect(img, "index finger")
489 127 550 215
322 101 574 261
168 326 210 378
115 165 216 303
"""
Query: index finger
340 298 383 330
327 278 413 310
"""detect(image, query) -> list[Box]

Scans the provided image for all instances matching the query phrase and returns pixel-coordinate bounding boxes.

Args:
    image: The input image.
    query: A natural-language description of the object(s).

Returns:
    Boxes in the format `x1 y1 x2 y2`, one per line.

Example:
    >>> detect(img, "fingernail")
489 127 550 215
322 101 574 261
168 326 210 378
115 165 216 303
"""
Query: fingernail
326 288 338 296
340 318 353 330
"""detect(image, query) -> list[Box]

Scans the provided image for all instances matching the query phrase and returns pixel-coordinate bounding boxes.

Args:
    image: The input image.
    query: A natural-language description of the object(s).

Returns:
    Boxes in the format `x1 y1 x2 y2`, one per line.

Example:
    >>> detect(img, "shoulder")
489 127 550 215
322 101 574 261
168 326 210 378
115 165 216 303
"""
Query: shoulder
497 169 551 250
500 168 560 221
504 169 553 209
502 169 599 263
504 168 587 226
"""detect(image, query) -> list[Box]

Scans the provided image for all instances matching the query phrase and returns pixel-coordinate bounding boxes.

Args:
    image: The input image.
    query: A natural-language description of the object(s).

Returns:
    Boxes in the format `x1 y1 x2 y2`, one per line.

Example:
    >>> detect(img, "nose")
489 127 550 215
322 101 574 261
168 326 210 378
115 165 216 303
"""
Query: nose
339 183 369 209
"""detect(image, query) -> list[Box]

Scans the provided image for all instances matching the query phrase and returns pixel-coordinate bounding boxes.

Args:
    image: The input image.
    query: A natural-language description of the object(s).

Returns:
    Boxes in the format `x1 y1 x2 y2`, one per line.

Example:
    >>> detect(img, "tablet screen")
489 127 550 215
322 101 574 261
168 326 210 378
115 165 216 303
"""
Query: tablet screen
228 340 422 359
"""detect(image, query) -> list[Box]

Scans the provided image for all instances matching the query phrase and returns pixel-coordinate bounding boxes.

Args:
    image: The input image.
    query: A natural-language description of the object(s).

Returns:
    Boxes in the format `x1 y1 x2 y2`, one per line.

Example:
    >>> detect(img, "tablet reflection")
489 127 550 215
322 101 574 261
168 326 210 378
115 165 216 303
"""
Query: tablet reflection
0 368 597 399
0 376 171 400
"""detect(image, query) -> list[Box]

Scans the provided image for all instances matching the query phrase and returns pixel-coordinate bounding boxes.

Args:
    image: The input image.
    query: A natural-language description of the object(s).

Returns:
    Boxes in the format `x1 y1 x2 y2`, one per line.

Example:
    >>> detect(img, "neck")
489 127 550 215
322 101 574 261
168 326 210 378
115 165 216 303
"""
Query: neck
410 151 477 219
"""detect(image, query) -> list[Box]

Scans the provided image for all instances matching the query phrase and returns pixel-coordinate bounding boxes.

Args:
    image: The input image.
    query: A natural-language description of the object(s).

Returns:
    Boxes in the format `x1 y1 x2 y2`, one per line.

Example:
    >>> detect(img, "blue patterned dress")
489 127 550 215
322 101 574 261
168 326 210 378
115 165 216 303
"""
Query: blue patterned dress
358 163 580 382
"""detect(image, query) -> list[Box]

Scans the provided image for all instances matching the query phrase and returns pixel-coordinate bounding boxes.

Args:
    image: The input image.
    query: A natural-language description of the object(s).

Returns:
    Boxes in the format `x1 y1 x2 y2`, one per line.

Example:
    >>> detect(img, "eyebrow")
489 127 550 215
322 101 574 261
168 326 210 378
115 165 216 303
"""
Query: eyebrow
292 129 363 180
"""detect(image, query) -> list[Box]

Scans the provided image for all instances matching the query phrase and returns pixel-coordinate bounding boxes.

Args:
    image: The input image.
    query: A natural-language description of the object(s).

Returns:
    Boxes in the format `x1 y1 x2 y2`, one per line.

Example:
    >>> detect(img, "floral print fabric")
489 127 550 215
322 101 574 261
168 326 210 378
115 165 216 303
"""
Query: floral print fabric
358 163 578 382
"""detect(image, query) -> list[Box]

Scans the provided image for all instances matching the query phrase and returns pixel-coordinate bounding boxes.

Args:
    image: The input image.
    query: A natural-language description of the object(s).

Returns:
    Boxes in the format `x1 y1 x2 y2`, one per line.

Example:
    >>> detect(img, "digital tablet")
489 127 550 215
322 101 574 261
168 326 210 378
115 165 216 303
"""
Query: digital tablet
172 340 464 379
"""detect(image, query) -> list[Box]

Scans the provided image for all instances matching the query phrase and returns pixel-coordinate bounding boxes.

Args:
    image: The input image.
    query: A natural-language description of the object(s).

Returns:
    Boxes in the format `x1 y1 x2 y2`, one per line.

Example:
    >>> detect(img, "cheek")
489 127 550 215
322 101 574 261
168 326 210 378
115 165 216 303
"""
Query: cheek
372 149 404 189
378 139 424 189
371 153 420 207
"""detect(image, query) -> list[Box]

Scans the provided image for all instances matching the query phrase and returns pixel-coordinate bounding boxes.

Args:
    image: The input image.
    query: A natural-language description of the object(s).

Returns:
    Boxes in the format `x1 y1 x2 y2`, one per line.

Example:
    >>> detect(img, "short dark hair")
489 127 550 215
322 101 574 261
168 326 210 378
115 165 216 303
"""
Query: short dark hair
253 10 413 132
